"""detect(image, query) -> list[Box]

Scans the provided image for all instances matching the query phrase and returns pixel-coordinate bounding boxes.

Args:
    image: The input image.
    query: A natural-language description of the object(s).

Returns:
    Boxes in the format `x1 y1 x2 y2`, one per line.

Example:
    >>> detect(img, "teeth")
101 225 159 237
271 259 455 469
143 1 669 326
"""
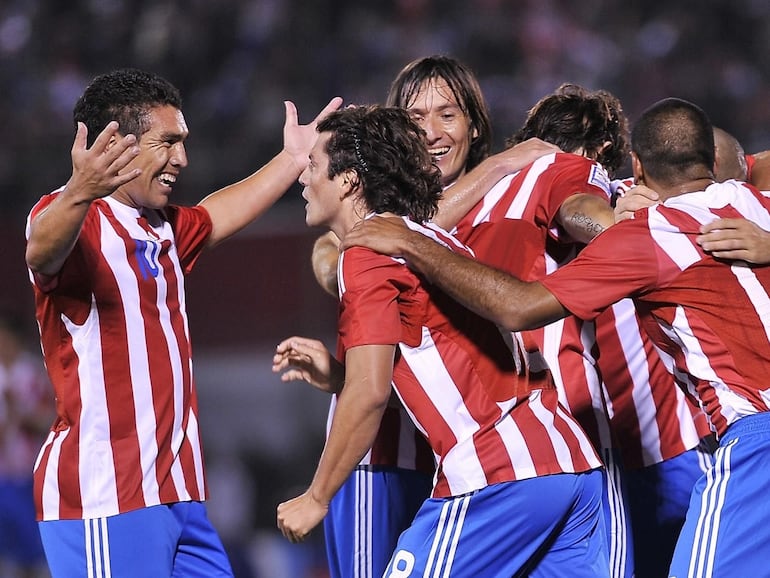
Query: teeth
158 173 176 185
429 146 450 156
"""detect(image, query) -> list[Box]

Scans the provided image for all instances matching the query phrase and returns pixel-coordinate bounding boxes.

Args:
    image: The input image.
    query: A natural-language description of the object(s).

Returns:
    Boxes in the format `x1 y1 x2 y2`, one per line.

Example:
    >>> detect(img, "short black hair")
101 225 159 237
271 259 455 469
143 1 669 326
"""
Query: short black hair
73 68 182 146
632 98 715 185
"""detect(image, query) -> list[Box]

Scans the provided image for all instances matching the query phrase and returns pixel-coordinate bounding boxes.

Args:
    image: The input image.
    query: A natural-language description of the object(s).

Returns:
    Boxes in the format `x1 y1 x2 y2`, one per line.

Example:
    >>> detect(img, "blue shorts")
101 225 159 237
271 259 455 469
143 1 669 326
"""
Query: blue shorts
39 501 233 578
601 448 633 578
324 466 432 578
384 470 607 578
0 477 46 566
624 440 714 577
670 413 770 577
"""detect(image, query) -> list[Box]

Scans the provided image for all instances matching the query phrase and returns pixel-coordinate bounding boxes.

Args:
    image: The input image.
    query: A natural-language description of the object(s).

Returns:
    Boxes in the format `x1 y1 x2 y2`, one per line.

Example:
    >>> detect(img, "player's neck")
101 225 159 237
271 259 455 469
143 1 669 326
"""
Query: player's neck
659 177 715 201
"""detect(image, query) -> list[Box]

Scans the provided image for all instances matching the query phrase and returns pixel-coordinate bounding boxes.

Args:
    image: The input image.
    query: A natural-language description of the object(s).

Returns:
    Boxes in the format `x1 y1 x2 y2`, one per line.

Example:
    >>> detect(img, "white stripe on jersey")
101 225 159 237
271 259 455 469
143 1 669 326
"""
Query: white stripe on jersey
664 307 757 425
648 208 701 270
731 264 770 342
41 429 67 520
424 495 470 578
688 439 735 578
554 402 603 463
505 154 558 221
467 173 516 227
608 300 664 464
186 411 206 497
63 303 119 518
399 327 486 495
529 391 577 472
99 214 161 506
493 407 537 479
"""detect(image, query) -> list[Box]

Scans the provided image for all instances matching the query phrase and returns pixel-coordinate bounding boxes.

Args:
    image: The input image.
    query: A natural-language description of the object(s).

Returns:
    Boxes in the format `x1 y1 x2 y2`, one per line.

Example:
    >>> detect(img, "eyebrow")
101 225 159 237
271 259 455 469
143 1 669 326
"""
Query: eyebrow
408 103 462 115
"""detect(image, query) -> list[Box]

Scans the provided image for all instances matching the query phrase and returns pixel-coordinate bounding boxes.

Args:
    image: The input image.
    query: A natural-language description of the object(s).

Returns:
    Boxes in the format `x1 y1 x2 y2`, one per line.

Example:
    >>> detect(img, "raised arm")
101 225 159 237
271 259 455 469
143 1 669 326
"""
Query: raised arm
433 138 559 230
199 97 343 246
276 343 394 543
25 121 141 277
342 216 568 331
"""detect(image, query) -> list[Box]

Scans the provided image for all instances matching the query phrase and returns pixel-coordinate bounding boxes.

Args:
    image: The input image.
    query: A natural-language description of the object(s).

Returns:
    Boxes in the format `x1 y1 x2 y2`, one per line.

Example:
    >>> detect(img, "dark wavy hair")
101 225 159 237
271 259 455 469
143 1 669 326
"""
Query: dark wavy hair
386 55 492 172
507 83 630 177
73 68 182 146
632 98 715 185
317 105 442 223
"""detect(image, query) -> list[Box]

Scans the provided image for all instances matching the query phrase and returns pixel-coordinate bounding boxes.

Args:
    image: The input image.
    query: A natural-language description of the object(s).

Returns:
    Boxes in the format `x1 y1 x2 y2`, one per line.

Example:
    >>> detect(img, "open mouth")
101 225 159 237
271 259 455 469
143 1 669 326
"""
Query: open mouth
157 173 177 188
429 146 450 159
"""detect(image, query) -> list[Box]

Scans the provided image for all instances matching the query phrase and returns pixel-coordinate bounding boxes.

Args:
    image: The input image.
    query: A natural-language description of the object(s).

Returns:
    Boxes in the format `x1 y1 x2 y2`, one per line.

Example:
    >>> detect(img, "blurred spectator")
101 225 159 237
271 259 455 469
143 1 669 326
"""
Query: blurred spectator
0 313 53 578
1 0 769 219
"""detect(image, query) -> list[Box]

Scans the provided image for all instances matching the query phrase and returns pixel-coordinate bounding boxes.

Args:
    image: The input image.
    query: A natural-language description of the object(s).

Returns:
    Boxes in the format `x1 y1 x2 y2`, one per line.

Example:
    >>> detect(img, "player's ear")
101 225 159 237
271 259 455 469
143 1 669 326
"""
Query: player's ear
340 168 359 199
631 152 644 185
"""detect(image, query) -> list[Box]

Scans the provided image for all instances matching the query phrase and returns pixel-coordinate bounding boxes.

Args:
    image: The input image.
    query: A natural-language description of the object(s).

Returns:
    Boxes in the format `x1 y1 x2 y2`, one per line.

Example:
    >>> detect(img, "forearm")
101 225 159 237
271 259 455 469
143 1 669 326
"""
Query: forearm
25 185 93 276
307 389 388 504
435 154 514 230
306 345 393 504
400 233 567 330
199 149 300 246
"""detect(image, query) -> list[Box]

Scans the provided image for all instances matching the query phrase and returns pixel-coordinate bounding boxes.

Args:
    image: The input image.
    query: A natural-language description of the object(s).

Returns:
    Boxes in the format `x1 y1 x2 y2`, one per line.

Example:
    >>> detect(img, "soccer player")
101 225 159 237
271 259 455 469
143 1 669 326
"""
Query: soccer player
274 104 607 577
306 55 553 578
343 97 770 578
444 83 637 577
24 68 341 577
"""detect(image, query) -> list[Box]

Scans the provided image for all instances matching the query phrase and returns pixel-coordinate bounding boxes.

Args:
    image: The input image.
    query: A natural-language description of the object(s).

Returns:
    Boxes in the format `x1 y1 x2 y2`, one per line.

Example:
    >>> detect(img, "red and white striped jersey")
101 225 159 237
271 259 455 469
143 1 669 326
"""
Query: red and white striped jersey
337 218 601 499
454 152 615 451
542 180 770 438
595 299 710 469
26 192 212 521
592 178 710 469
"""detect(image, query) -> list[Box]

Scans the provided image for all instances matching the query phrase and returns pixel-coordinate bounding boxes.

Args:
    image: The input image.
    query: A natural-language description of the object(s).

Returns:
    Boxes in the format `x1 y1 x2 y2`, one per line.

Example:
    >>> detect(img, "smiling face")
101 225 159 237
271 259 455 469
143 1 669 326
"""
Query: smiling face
299 132 353 237
111 105 189 210
406 78 476 188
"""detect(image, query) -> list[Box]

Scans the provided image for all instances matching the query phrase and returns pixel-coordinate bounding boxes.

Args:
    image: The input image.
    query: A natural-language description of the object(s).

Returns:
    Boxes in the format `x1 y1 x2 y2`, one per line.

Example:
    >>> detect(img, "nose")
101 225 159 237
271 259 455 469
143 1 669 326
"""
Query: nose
171 142 188 168
299 165 310 187
420 114 440 143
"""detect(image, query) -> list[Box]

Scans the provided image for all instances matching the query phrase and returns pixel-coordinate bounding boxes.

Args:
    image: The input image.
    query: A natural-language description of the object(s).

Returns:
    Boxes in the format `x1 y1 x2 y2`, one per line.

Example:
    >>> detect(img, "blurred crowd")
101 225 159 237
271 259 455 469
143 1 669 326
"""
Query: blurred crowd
2 0 770 218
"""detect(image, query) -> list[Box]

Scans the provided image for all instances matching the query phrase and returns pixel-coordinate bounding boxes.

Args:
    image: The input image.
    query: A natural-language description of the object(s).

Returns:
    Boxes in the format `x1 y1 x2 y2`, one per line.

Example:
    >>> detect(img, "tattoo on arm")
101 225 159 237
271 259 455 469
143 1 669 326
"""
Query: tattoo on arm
567 211 605 241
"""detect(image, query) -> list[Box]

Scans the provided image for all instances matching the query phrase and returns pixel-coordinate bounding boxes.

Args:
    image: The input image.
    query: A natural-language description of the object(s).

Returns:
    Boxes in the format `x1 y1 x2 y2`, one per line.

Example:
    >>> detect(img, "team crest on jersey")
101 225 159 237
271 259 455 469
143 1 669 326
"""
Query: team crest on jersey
135 239 161 279
588 164 611 194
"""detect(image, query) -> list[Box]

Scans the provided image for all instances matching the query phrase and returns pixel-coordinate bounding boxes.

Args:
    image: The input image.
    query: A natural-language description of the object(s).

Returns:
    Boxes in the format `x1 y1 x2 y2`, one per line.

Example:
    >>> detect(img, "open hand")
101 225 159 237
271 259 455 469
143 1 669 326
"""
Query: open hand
68 121 141 201
272 336 344 394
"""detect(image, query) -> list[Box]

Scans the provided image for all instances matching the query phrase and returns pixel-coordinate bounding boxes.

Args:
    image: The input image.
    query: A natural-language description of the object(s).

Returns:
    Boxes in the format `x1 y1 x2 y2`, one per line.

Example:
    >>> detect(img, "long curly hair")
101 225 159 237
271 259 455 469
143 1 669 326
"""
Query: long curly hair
317 105 443 223
507 83 630 177
73 68 182 146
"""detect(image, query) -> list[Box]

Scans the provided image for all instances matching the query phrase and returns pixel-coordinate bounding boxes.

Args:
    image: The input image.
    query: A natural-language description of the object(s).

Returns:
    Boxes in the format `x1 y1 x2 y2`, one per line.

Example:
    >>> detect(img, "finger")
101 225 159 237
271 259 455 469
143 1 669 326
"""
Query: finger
283 101 298 129
71 122 89 155
89 121 122 154
314 96 344 123
699 218 739 234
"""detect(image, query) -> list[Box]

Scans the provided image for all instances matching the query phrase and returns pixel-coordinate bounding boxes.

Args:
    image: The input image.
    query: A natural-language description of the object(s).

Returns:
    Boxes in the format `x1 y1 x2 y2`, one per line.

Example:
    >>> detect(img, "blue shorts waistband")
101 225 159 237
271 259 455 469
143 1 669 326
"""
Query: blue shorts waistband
720 412 770 444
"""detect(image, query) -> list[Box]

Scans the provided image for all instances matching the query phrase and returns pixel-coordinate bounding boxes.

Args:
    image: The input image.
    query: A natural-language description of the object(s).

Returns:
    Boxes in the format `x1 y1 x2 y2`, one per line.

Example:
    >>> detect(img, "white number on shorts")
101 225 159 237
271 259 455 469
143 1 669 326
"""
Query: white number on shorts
387 549 415 577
